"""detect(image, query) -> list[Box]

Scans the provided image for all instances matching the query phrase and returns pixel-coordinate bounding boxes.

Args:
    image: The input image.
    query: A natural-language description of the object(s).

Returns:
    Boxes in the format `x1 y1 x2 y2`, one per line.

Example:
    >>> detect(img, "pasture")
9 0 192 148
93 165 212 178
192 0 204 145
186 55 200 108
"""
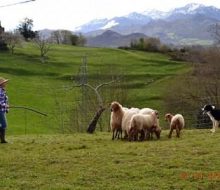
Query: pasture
0 43 190 134
0 43 219 189
0 130 220 189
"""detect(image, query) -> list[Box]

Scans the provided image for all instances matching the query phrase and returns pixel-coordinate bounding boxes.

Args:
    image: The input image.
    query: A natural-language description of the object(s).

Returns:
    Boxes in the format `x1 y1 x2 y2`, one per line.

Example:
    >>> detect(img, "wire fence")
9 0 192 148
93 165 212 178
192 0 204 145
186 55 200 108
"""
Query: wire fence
7 76 219 134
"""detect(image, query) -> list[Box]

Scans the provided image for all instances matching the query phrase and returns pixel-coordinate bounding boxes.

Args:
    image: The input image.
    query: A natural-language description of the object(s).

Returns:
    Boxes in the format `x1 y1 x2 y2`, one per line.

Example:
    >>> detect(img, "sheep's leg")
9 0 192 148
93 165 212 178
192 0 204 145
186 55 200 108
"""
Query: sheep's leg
128 129 134 141
115 130 119 139
124 131 128 140
150 131 154 140
112 129 115 140
168 128 173 138
119 129 123 139
131 129 137 141
176 126 180 138
139 130 145 141
145 130 150 140
116 129 122 139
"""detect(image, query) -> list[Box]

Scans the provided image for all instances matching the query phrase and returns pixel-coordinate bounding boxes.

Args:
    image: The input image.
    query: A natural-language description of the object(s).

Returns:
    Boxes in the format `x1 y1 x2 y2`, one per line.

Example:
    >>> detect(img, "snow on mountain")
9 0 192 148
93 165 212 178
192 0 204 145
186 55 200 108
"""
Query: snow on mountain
142 9 168 19
125 12 152 21
101 20 118 29
169 3 205 15
74 18 108 32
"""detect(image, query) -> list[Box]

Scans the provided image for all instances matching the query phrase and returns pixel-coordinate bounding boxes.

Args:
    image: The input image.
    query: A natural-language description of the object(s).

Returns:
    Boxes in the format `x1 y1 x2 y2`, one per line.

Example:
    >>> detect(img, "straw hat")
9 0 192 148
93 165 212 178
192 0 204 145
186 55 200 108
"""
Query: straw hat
0 77 9 86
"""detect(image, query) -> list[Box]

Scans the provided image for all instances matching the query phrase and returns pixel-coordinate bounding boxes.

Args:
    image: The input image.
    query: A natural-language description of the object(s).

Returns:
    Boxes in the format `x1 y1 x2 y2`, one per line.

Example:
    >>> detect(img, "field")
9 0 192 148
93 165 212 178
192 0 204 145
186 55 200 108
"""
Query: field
0 130 220 189
0 43 219 189
0 43 190 134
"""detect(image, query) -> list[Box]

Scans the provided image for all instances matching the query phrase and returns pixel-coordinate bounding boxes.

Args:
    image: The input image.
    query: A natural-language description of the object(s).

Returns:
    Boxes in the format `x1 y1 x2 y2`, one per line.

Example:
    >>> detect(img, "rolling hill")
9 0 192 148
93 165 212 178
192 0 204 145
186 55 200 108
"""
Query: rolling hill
0 43 190 134
86 30 147 47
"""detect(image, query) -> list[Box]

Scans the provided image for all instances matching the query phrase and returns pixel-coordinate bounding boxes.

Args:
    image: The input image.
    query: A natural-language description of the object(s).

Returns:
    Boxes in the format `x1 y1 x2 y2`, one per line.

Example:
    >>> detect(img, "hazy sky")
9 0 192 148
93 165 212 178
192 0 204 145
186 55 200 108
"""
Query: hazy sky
0 0 219 31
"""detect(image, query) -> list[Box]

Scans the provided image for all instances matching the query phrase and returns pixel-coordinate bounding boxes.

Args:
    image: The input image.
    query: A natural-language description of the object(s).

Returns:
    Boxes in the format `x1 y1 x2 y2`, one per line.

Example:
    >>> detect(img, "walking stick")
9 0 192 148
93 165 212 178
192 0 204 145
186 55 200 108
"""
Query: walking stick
9 106 48 117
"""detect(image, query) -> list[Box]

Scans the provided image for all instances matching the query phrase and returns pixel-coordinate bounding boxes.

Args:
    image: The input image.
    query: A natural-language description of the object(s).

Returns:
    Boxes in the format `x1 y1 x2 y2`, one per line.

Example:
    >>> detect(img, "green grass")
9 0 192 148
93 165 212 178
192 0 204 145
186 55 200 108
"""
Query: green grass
0 130 220 189
0 43 190 134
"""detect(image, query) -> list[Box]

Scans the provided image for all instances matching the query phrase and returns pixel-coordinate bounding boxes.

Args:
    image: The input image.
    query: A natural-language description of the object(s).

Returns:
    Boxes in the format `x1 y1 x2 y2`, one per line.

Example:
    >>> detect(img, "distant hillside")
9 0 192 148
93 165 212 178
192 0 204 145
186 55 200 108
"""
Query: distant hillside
75 3 220 46
86 30 147 47
0 43 190 134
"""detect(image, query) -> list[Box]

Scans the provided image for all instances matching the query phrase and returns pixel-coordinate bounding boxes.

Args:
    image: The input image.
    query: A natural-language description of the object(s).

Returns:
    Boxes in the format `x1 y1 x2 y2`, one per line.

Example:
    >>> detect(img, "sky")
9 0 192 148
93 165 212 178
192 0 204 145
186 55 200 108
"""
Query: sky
0 0 220 31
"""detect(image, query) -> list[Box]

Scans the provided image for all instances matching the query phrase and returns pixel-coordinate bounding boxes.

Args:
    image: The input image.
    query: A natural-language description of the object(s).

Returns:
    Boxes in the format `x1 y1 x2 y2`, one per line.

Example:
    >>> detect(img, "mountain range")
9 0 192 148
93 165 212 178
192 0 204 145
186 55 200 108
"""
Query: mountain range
75 3 220 47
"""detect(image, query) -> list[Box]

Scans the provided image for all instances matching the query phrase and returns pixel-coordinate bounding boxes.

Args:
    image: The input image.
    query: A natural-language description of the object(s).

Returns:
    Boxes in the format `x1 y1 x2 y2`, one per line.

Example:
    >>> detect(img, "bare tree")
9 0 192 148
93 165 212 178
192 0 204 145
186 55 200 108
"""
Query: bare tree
68 56 127 133
51 30 62 44
76 80 118 133
34 36 51 63
209 23 220 45
3 30 23 54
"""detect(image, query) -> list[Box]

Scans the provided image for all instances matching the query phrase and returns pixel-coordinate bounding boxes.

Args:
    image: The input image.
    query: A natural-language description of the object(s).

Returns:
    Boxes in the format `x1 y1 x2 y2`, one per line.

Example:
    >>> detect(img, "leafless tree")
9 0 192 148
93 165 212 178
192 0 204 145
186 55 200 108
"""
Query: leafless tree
51 30 62 44
76 80 118 133
34 36 51 63
209 23 220 45
50 30 72 45
2 30 23 54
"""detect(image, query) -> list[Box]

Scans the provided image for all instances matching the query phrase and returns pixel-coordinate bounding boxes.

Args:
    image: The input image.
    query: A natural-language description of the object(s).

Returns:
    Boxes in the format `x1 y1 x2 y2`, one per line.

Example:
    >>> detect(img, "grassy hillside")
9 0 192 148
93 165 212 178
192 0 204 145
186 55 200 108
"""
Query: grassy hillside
0 43 190 134
0 130 220 189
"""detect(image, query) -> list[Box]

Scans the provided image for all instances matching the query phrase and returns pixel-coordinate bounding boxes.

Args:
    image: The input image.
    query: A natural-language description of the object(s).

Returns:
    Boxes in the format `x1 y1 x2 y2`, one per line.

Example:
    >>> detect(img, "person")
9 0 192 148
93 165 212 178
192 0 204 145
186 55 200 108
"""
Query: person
0 77 9 143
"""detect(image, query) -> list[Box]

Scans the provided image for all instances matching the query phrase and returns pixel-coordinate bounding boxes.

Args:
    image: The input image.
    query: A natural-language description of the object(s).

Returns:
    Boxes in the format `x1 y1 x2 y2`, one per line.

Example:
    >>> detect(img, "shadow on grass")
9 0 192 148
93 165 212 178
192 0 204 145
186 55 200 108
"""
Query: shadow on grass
0 67 59 77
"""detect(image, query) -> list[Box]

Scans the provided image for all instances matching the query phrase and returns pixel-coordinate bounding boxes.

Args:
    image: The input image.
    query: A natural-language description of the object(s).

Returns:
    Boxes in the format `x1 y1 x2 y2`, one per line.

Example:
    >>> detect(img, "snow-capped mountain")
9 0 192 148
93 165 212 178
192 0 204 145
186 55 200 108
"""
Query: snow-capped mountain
169 3 205 15
75 3 220 46
142 9 168 19
75 13 152 33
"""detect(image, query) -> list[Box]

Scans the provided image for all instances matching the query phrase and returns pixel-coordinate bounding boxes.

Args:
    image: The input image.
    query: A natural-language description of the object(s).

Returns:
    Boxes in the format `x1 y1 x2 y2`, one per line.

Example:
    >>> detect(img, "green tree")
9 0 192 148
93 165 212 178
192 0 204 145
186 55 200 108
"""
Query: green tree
18 18 37 41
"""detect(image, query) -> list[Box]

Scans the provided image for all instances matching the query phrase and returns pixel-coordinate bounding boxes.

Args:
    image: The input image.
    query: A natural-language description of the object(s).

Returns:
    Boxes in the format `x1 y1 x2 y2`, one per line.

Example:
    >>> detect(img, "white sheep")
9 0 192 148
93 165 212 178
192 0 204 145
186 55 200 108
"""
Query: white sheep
165 113 185 138
139 108 161 139
121 108 139 139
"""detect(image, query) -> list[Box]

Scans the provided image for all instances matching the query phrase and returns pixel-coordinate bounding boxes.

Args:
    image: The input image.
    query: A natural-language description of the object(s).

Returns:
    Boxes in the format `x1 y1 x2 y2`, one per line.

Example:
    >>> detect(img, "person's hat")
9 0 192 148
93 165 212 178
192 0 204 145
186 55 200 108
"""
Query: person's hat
0 77 9 86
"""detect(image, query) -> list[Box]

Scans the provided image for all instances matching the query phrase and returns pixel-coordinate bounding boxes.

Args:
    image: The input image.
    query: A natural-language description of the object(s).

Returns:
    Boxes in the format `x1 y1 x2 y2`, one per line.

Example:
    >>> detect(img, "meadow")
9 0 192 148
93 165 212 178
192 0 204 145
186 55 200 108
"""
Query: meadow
0 130 220 190
0 43 219 190
0 43 190 134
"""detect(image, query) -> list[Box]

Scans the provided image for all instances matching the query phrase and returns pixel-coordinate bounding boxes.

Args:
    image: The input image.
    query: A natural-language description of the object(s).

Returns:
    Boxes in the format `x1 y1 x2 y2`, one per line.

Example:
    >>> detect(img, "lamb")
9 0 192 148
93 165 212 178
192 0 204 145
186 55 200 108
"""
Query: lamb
165 113 185 138
110 101 125 140
129 111 158 141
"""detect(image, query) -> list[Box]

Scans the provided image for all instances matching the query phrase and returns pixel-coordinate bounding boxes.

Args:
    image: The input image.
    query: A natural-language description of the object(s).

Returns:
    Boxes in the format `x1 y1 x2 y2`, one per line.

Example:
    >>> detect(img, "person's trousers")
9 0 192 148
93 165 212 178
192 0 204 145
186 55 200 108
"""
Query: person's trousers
0 111 7 129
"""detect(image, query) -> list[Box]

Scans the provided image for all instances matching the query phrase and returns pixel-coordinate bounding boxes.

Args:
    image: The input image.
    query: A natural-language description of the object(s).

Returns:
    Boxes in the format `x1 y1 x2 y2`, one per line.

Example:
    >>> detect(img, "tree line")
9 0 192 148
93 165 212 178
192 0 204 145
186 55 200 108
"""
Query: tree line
0 18 86 53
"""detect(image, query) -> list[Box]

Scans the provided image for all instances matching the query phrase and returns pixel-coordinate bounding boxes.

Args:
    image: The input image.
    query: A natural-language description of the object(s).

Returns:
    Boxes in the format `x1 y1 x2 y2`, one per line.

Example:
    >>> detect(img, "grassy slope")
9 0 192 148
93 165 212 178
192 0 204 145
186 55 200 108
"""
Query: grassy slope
0 130 220 189
0 43 190 134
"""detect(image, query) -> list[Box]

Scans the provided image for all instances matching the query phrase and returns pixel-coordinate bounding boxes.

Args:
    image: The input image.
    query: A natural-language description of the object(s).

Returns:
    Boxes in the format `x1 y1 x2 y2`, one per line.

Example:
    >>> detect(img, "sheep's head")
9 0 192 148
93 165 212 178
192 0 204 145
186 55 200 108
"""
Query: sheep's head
165 113 173 122
110 101 121 112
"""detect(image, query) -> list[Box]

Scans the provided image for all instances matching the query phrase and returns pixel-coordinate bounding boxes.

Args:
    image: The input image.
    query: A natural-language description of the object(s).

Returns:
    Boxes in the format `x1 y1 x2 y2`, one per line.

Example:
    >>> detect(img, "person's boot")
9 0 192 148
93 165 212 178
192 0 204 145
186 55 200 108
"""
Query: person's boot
1 128 7 143
0 128 2 143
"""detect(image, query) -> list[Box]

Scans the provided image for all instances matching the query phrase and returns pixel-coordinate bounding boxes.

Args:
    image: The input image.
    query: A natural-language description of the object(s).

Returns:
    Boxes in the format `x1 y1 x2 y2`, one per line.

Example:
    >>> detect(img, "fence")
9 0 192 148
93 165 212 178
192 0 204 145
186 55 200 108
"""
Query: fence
7 73 219 134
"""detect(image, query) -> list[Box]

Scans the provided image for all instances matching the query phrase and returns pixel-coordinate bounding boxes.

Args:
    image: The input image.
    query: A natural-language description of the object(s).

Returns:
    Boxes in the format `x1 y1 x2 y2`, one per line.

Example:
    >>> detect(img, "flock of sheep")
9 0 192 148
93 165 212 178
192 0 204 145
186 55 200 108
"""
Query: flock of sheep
110 101 185 141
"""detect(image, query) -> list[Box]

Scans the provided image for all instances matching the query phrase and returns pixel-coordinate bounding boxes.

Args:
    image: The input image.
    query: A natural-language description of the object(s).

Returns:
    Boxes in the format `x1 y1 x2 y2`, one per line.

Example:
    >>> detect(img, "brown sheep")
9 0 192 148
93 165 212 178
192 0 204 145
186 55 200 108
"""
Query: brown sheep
110 101 125 140
129 111 158 141
165 113 185 138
